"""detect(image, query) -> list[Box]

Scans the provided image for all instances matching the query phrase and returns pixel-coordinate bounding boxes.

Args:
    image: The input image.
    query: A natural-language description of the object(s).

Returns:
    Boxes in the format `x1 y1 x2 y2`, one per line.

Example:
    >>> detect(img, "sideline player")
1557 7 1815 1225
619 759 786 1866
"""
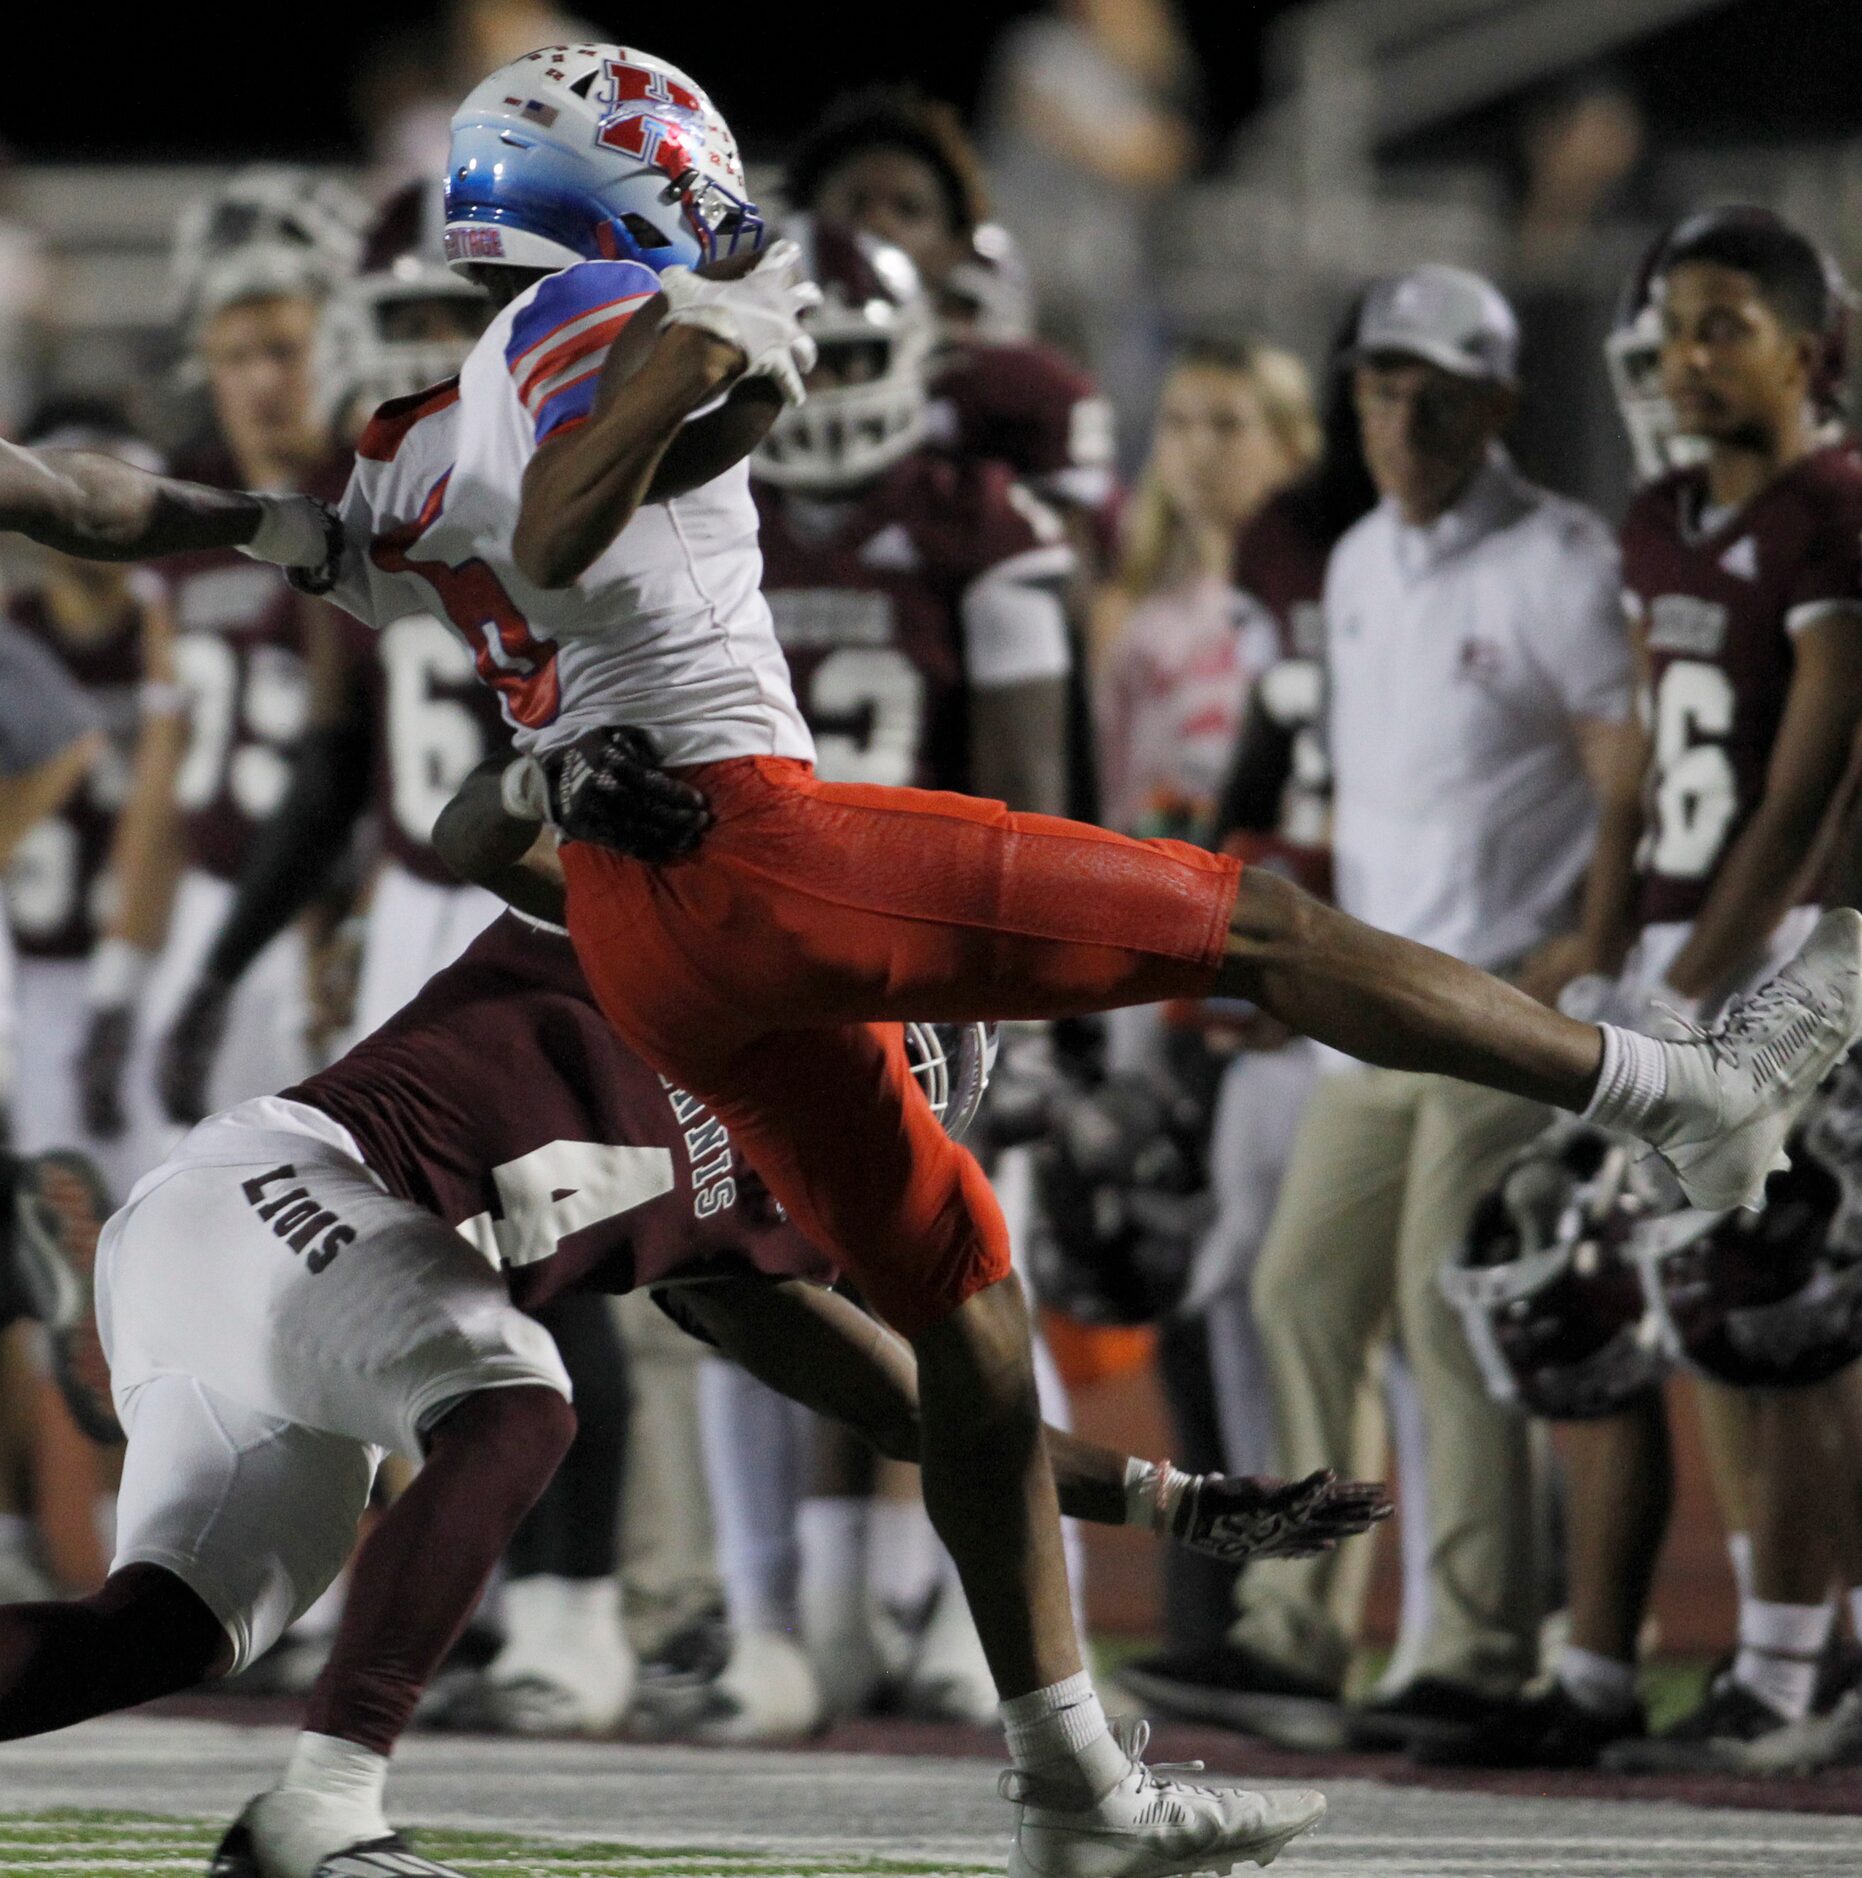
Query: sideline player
0 901 1384 1878
4 49 1860 1876
104 170 363 1173
1 404 186 1200
1430 207 1862 1771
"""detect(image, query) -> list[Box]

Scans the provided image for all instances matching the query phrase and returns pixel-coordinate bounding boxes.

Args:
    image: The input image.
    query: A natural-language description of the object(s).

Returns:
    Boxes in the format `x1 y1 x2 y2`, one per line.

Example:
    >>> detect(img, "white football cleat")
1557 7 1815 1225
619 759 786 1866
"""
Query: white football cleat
696 1626 824 1742
208 1790 469 1878
1003 1721 1325 1878
1641 908 1862 1211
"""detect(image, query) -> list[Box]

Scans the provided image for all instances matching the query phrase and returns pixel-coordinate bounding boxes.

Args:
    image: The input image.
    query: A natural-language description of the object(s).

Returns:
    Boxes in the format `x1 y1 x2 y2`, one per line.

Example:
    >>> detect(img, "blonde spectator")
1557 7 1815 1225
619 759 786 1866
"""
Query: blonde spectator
1095 338 1319 840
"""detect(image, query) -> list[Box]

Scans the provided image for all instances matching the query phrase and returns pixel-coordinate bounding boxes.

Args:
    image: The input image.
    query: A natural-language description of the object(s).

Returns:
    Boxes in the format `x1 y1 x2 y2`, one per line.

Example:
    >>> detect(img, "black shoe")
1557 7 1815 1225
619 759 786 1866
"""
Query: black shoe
1345 1676 1514 1751
1602 1673 1790 1773
1411 1681 1645 1768
1116 1643 1347 1750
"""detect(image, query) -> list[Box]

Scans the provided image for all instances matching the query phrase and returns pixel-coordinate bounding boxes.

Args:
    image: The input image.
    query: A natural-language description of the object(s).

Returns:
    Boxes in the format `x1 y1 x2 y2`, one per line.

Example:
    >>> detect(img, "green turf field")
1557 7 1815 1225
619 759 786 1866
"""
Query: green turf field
0 1810 996 1876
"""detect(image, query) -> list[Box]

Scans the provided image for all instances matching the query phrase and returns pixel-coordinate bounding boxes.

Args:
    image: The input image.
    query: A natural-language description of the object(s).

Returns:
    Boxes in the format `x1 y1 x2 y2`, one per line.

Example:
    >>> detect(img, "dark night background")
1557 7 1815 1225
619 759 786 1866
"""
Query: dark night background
7 0 1862 166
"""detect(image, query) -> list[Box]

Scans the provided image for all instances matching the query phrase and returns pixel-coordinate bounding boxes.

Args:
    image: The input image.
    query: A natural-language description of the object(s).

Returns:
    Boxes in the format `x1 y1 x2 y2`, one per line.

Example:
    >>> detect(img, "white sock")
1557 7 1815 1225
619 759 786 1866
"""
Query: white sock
698 1361 806 1636
1000 1672 1125 1804
869 1499 941 1618
1734 1599 1835 1724
1581 1025 1669 1133
1727 1533 1754 1607
1556 1646 1637 1718
799 1497 869 1610
280 1731 389 1816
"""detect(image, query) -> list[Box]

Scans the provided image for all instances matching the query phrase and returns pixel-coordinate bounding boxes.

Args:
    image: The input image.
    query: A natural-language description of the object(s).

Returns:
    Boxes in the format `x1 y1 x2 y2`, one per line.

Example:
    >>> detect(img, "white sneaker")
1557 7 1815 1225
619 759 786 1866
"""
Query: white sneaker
208 1790 468 1878
1641 908 1862 1211
697 1626 824 1742
1004 1721 1325 1878
485 1576 635 1736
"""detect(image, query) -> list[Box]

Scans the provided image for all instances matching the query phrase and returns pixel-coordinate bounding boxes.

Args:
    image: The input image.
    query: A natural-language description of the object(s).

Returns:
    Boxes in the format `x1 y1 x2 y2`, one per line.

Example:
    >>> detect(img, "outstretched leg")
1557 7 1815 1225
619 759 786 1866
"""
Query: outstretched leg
0 1563 229 1737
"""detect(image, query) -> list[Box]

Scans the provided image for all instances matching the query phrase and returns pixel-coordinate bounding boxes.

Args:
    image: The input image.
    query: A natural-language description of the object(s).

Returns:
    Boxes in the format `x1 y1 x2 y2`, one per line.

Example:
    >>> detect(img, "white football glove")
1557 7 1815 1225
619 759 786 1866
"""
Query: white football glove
659 240 822 407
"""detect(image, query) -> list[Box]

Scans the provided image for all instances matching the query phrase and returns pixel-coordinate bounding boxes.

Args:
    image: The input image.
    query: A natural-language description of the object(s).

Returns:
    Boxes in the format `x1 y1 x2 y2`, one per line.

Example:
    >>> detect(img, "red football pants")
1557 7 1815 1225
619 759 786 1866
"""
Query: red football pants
562 758 1240 1336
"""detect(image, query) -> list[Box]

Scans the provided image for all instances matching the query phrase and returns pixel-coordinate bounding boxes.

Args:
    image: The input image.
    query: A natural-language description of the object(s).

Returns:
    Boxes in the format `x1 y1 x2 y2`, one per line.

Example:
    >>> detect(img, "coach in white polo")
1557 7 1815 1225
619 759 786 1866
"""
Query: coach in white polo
1221 266 1637 1741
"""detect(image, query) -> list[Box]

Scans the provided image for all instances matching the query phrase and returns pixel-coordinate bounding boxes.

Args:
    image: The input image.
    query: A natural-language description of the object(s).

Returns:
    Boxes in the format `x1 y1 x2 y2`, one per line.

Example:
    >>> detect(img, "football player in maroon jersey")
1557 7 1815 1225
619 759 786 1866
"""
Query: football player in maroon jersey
699 214 1081 1733
1429 207 1862 1773
0 893 1384 1878
785 88 1117 557
2 404 186 1201
101 170 365 1180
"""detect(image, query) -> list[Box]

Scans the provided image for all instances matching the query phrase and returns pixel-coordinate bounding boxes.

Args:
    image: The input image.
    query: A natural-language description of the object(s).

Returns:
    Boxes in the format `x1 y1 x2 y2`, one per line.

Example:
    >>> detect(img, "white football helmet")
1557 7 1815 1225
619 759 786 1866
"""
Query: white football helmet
444 43 761 278
752 216 933 491
904 1022 997 1144
172 167 368 332
315 180 491 429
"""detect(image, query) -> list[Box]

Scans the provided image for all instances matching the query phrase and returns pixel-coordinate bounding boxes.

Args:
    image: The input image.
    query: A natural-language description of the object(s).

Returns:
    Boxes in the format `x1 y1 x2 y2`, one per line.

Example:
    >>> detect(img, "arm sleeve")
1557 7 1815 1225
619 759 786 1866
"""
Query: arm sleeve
504 260 662 444
0 622 100 775
1208 679 1295 846
1539 517 1633 722
200 720 373 984
961 546 1076 688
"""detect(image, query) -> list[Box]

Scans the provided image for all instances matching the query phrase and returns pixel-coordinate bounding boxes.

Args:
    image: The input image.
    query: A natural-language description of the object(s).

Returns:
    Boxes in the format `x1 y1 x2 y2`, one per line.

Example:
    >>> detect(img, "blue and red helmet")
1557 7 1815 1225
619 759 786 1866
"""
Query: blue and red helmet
443 44 764 279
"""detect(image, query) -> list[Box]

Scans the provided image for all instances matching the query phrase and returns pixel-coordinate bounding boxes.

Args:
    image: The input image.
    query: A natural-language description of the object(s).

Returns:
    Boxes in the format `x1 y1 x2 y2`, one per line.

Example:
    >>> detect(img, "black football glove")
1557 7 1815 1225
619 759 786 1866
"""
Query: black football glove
156 975 234 1126
75 1004 136 1139
510 727 712 863
1171 1468 1393 1564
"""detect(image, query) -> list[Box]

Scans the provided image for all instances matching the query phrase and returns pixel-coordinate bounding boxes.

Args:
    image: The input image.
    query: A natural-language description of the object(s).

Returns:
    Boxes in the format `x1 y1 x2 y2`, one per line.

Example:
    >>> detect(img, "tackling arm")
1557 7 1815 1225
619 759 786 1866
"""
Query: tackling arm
674 1276 1390 1564
430 754 569 926
0 440 322 566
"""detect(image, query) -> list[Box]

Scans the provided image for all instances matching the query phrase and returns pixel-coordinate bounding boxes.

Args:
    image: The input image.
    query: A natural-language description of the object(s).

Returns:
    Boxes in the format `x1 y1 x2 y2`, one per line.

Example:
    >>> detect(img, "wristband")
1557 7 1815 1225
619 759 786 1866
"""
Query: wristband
500 754 551 823
86 938 154 1010
1122 1456 1193 1533
238 493 334 570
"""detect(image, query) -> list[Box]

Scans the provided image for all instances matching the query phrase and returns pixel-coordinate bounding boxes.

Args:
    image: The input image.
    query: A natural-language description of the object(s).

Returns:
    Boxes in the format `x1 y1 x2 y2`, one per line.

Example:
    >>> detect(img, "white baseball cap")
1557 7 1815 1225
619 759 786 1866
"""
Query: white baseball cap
1350 264 1519 385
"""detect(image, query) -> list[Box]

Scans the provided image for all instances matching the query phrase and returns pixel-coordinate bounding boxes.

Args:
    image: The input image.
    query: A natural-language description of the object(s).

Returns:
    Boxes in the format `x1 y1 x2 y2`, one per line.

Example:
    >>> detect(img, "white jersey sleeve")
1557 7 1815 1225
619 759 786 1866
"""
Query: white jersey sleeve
320 259 813 766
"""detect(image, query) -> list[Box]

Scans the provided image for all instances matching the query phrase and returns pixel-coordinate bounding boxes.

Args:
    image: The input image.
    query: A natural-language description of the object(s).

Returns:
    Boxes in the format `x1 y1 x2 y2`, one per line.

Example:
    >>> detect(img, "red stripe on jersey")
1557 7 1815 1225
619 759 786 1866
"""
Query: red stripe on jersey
507 291 650 378
357 378 462 463
515 303 648 413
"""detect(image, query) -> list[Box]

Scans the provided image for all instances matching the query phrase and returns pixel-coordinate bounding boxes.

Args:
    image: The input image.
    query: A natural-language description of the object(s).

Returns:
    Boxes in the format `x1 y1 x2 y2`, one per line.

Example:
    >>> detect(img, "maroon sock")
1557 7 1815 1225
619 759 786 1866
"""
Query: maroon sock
0 1563 229 1739
304 1385 575 1754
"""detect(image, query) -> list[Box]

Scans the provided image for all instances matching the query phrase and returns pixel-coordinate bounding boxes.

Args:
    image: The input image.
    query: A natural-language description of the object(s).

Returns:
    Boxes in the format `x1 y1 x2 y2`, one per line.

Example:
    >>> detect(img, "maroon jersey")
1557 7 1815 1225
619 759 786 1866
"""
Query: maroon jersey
927 338 1115 520
159 448 340 880
282 914 832 1311
755 452 1064 791
335 607 511 886
1224 491 1335 846
2 591 146 959
1621 444 1862 927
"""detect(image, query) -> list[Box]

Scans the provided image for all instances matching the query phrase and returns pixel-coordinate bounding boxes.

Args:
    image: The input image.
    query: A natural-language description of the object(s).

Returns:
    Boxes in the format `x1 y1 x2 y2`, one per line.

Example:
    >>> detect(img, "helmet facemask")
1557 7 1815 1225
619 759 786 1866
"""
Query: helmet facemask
755 270 933 491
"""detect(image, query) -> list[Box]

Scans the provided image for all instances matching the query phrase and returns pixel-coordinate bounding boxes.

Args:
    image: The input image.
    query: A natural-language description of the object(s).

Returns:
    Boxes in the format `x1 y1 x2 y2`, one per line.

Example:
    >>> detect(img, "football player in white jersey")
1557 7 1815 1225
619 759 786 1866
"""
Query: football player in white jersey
6 45 1862 1877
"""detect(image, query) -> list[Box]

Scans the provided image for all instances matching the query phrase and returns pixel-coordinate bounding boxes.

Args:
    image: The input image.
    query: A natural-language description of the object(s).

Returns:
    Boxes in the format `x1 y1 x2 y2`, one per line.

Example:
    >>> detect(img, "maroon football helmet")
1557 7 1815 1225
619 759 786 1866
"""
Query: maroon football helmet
752 214 934 491
1635 1050 1862 1390
1442 1123 1673 1420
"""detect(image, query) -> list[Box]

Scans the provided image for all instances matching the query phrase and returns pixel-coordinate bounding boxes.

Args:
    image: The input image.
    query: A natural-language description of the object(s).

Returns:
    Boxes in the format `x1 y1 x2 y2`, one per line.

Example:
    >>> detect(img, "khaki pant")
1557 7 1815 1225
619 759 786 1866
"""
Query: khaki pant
1233 1066 1547 1696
